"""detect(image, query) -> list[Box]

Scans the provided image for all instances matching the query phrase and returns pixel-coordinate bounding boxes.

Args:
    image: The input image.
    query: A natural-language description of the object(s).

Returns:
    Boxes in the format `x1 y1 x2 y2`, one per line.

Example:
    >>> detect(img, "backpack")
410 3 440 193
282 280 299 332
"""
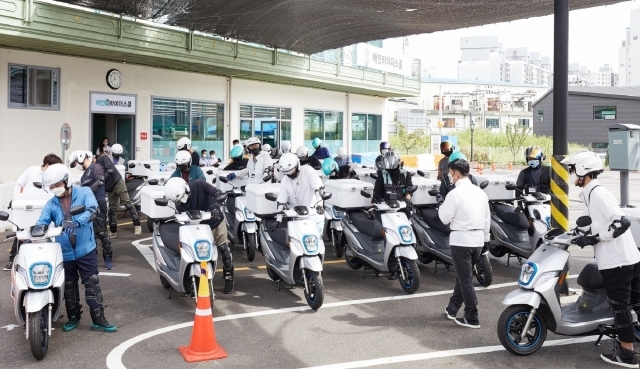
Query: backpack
97 155 122 193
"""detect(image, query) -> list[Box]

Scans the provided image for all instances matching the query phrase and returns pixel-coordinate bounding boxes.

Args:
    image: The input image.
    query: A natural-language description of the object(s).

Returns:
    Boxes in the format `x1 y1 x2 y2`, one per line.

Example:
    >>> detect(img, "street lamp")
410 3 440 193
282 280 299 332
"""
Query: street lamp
470 121 476 163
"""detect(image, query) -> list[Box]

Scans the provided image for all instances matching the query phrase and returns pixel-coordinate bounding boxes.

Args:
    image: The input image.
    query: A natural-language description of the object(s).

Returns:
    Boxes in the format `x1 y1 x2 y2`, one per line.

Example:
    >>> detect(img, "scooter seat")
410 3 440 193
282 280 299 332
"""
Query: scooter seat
349 211 385 240
126 177 144 192
577 262 605 290
265 218 289 247
501 212 530 229
418 208 451 235
492 203 515 217
159 222 181 254
227 196 236 215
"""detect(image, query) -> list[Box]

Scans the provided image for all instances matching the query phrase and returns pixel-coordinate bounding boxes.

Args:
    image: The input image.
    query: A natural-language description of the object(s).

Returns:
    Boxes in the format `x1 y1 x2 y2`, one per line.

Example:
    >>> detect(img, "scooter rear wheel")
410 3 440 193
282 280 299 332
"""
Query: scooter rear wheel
417 251 434 264
28 307 49 360
159 276 171 289
497 305 547 355
345 251 363 270
474 254 493 287
147 218 155 233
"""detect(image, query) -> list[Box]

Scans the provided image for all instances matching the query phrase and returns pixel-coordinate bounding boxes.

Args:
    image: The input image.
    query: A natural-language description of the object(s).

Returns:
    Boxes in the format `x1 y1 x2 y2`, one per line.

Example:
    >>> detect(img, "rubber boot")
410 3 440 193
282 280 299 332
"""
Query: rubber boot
104 256 114 270
63 307 82 332
223 266 234 294
134 226 142 236
89 307 117 333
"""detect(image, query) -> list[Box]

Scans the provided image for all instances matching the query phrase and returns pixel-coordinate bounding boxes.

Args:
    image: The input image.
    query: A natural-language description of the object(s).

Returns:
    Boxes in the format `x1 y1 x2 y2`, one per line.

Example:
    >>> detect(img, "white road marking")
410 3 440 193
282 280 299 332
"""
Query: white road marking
100 272 131 277
132 237 156 271
303 336 604 369
106 276 578 369
0 324 20 331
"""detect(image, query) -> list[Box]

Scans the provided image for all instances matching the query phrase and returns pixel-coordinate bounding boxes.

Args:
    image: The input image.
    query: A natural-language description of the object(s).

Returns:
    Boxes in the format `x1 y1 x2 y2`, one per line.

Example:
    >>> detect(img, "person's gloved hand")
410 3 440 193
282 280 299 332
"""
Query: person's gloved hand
62 221 80 235
316 205 324 215
515 206 523 213
367 207 375 219
574 235 599 248
226 173 236 181
405 198 413 212
436 194 445 204
269 221 281 232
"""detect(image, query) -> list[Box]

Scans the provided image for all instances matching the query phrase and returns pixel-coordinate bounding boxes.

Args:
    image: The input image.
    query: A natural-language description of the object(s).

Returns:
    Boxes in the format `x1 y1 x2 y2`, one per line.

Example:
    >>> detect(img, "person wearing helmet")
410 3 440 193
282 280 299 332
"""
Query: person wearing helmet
321 157 357 180
439 156 490 329
437 141 455 180
111 143 126 166
5 154 63 271
375 142 392 172
223 145 249 170
69 151 114 270
516 146 551 194
334 147 350 167
272 153 326 233
171 151 205 183
97 153 142 238
562 151 640 367
280 141 292 155
439 152 479 199
36 164 117 333
225 137 273 184
177 137 200 167
311 138 331 160
164 177 235 293
296 146 322 170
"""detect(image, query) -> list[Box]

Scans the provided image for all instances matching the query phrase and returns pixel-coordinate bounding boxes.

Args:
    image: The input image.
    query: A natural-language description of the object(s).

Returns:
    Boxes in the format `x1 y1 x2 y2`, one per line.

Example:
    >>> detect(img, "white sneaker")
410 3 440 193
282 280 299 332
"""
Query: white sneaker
109 231 118 239
134 226 142 236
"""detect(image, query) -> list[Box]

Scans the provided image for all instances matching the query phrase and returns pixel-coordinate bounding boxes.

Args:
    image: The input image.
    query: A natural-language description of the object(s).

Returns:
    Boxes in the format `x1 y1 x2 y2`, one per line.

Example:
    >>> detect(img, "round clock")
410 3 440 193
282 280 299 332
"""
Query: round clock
106 69 122 90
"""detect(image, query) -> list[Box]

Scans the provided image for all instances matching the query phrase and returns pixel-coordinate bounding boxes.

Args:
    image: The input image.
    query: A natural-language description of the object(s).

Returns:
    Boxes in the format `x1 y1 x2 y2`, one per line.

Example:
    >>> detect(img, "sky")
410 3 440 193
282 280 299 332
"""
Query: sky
390 0 640 78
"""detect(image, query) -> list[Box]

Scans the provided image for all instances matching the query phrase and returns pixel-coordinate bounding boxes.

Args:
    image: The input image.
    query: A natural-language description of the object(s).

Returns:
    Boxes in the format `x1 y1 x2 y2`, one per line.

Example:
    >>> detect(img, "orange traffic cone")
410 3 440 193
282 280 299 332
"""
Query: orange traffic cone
491 160 496 172
179 262 227 363
478 163 484 175
508 161 513 170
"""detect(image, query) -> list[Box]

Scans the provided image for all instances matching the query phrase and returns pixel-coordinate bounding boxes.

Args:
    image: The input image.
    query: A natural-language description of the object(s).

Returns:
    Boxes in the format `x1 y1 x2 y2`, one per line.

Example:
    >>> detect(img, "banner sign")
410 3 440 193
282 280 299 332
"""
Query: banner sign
90 93 136 114
356 43 413 77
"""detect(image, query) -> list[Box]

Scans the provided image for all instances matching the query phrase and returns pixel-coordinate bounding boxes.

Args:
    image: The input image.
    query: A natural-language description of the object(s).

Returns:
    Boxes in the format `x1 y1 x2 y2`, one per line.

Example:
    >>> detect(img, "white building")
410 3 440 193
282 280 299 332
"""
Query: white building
594 64 614 86
568 63 591 86
618 28 631 86
622 8 640 86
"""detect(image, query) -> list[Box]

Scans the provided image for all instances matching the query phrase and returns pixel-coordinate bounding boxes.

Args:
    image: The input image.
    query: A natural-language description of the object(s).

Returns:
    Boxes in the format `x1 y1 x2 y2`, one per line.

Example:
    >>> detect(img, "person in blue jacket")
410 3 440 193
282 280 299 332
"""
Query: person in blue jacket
36 164 117 333
170 150 205 183
312 138 331 160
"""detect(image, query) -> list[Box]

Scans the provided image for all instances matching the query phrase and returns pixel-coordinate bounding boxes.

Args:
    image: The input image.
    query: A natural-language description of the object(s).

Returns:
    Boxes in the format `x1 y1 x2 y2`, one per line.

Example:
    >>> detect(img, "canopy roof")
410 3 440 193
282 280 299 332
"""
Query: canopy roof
60 0 625 54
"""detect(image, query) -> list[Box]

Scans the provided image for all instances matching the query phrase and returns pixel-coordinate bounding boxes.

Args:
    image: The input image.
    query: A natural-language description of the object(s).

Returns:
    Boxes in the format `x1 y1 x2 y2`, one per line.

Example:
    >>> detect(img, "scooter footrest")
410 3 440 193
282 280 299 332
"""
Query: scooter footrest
598 324 617 335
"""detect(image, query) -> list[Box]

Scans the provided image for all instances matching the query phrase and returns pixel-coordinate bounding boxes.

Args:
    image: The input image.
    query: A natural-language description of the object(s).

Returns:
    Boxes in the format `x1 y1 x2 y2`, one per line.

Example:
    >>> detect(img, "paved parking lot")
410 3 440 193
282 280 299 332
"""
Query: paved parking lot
1 169 639 368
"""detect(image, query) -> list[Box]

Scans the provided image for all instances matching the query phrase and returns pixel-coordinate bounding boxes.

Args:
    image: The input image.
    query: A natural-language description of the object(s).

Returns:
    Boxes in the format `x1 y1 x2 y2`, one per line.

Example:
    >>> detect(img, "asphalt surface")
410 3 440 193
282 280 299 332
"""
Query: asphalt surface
1 169 639 369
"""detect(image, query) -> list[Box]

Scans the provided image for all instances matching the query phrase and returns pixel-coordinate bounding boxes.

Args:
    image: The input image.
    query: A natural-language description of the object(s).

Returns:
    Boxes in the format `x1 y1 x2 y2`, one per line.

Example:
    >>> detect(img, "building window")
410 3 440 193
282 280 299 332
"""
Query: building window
594 106 617 120
152 98 224 164
239 105 291 150
9 64 60 110
536 109 544 122
486 118 499 129
352 113 382 153
518 119 530 127
304 110 344 155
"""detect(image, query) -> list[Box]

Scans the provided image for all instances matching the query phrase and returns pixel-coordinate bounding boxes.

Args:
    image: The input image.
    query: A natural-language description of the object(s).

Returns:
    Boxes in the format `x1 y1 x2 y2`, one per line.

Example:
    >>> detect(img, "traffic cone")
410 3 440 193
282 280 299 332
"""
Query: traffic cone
478 163 484 175
491 160 496 172
179 262 227 363
508 161 513 170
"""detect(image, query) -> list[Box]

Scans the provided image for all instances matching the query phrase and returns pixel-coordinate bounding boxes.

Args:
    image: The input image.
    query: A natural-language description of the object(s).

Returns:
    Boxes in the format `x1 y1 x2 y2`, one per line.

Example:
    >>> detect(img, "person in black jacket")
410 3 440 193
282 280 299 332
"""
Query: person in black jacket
517 146 551 194
296 146 322 169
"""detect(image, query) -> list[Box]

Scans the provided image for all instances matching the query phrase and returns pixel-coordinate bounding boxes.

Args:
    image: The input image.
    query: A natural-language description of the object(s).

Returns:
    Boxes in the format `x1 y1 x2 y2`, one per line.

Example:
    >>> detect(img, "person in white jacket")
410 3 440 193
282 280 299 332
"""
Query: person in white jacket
562 151 640 368
226 136 273 185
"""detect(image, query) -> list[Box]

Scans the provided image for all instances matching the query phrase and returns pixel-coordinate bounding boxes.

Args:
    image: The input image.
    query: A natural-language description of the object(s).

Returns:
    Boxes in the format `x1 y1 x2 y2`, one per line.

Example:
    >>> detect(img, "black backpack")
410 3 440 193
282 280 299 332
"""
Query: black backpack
97 155 122 193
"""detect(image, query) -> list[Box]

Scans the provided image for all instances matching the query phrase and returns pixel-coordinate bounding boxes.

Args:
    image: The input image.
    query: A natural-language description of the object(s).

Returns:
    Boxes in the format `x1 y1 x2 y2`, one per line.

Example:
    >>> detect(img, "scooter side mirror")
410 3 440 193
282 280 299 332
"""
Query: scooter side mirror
70 205 86 216
321 192 332 200
0 211 9 221
219 176 228 183
148 179 160 186
212 177 217 184
263 175 273 183
370 173 378 180
128 163 136 169
265 193 278 202
360 190 371 198
428 189 440 197
213 163 220 168
155 198 169 207
480 180 490 190
206 170 214 175
417 170 426 177
33 182 43 189
144 164 151 169
505 183 517 191
406 185 418 194
576 216 592 227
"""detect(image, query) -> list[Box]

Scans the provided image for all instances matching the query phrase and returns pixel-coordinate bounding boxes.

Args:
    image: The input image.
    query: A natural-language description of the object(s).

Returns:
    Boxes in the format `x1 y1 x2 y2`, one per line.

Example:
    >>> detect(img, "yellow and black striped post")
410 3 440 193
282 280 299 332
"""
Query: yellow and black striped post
550 155 570 231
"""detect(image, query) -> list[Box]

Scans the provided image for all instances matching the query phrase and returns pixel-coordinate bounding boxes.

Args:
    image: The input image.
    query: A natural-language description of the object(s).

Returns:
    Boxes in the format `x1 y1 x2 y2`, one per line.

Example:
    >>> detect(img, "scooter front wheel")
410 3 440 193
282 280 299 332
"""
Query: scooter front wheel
245 232 256 262
497 305 547 356
398 257 420 294
28 307 49 360
474 254 493 287
304 270 324 310
147 218 155 233
332 229 344 258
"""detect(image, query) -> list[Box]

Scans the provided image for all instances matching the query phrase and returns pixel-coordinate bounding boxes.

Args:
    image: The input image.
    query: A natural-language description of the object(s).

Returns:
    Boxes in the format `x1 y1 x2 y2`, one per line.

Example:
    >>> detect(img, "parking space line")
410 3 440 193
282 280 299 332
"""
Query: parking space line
132 237 155 271
101 272 131 277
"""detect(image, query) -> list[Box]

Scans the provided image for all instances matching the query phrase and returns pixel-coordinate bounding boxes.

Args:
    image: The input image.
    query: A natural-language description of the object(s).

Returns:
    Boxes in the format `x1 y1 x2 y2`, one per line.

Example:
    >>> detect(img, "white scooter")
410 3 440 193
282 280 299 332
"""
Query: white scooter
341 187 421 294
150 198 222 308
258 192 331 310
498 216 640 356
0 206 85 360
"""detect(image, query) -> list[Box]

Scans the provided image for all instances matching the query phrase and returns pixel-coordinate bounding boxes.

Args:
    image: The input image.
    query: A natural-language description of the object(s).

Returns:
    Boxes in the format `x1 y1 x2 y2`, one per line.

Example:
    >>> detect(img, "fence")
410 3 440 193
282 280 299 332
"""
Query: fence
457 146 586 166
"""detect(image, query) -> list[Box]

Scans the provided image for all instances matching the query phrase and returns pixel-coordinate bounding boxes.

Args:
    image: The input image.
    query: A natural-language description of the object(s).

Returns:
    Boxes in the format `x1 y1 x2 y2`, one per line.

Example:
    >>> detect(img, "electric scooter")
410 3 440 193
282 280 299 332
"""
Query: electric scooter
498 216 640 356
340 187 421 294
0 206 85 360
488 184 551 264
258 192 331 310
150 198 223 308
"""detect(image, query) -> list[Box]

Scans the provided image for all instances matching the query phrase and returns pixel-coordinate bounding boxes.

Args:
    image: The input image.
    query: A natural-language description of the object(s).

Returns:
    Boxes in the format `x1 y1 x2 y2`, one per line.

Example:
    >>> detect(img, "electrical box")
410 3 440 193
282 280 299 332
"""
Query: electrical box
608 124 640 171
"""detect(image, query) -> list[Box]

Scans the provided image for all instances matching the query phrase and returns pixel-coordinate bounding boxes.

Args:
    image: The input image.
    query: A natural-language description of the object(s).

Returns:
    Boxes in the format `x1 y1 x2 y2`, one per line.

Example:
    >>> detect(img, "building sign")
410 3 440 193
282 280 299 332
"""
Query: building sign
140 132 148 141
431 134 442 154
356 43 413 77
90 93 136 114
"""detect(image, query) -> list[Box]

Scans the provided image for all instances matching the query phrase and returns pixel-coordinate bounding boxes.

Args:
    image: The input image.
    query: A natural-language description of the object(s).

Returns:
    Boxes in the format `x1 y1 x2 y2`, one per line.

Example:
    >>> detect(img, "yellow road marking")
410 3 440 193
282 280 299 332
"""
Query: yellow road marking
118 222 133 226
214 260 345 273
324 260 346 264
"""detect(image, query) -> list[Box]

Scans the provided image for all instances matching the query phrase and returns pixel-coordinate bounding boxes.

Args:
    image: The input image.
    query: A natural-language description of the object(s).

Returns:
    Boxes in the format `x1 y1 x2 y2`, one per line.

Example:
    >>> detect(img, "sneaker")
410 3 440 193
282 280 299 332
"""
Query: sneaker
601 346 639 368
109 231 118 239
63 315 81 332
91 320 118 333
134 226 142 236
3 261 12 271
104 257 114 270
455 317 480 329
445 307 457 320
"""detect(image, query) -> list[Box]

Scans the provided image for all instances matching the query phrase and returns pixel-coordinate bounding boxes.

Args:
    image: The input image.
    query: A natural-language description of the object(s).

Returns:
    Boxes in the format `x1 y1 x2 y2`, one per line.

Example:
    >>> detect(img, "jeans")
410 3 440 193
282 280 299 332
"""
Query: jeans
600 262 640 343
448 246 482 321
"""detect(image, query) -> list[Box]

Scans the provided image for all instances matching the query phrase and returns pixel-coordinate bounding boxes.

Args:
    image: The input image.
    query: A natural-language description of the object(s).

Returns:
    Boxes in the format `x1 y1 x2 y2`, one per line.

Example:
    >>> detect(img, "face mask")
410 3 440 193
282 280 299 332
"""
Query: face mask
570 172 577 185
202 154 207 158
178 164 189 172
51 187 66 197
443 151 452 158
528 160 540 169
251 148 261 156
113 154 120 160
381 149 389 155
448 173 454 185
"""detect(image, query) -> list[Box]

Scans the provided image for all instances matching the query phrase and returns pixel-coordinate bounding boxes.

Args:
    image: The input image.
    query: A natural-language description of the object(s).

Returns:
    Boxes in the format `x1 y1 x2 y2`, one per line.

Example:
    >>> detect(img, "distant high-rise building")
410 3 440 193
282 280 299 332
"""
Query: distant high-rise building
618 27 630 86
594 64 614 86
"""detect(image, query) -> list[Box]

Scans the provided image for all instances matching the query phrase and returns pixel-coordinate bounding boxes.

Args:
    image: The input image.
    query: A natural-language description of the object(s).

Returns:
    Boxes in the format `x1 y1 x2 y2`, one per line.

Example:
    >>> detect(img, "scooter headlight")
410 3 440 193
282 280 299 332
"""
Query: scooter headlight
399 226 413 243
30 263 52 287
193 241 211 260
519 262 538 287
302 235 319 254
244 207 256 221
331 207 344 219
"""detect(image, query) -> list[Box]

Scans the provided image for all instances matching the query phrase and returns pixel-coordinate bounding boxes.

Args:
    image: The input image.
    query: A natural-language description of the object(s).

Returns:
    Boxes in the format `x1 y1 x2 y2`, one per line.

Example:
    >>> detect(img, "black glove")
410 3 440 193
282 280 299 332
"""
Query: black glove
62 221 80 235
574 235 599 248
269 221 281 232
316 205 324 215
436 194 445 204
405 199 413 212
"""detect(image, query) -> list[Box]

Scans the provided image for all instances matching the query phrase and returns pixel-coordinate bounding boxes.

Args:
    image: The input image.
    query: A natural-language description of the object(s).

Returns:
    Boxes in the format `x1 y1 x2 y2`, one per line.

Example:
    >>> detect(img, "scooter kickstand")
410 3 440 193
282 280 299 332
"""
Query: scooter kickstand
594 334 604 346
433 261 438 274
276 282 281 291
167 288 173 300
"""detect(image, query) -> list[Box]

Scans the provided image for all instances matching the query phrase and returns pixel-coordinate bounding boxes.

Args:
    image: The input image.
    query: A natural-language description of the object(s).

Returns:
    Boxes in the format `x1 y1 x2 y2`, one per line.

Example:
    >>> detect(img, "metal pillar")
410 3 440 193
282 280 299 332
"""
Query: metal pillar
621 171 630 207
550 0 570 231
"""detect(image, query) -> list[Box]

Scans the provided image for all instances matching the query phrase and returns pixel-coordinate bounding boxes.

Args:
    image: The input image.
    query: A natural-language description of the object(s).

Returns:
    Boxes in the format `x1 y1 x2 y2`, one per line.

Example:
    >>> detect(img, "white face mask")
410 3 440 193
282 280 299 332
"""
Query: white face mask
570 172 578 185
381 149 389 155
51 187 66 197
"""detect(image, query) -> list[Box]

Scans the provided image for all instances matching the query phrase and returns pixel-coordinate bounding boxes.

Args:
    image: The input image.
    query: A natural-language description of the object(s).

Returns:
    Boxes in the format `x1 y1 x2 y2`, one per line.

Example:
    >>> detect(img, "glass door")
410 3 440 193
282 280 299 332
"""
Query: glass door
255 119 279 149
116 116 134 161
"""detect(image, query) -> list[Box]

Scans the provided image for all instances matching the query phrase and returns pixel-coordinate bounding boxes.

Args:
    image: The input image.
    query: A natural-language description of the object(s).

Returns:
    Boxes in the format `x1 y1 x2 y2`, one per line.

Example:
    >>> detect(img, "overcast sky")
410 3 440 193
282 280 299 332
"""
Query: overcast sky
395 0 639 78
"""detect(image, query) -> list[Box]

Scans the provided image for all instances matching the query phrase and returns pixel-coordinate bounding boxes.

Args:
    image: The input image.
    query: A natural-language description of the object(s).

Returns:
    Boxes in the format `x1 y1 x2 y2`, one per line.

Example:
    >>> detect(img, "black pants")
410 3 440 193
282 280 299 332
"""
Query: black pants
448 246 482 321
9 238 18 262
64 249 103 310
600 262 640 343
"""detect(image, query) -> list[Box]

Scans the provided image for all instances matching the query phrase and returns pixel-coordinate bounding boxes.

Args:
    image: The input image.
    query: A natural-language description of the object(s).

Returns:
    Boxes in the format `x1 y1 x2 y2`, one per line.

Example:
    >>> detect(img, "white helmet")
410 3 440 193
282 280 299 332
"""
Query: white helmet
337 147 347 159
262 143 272 153
177 137 191 151
175 151 192 170
561 151 604 177
68 150 92 169
279 153 300 175
295 146 309 159
43 163 70 187
112 143 124 155
245 136 261 148
281 141 292 154
164 177 190 203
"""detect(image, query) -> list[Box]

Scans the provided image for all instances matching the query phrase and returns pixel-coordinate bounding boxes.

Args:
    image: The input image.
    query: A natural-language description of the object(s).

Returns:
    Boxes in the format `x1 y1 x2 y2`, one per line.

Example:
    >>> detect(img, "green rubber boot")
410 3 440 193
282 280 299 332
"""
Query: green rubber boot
89 307 117 333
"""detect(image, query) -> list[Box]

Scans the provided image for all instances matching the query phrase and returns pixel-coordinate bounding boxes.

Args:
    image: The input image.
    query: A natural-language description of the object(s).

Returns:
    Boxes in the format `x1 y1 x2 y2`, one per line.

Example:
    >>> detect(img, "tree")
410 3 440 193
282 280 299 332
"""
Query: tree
505 123 532 163
390 122 429 155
